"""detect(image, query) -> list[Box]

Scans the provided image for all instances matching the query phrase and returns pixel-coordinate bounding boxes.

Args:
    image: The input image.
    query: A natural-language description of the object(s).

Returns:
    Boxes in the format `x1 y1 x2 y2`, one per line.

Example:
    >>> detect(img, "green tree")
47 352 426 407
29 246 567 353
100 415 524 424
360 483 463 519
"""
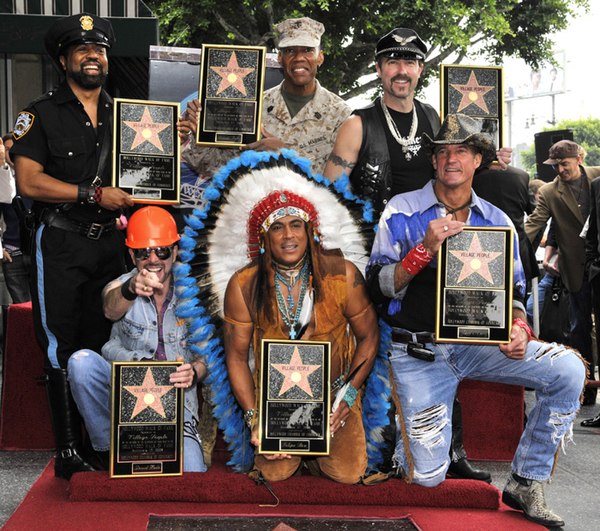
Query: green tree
146 0 589 98
520 118 600 175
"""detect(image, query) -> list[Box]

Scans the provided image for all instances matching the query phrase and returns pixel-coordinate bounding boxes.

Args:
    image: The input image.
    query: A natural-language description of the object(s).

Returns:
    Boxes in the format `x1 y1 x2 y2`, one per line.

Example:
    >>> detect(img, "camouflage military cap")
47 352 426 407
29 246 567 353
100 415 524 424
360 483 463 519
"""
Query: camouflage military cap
276 17 325 49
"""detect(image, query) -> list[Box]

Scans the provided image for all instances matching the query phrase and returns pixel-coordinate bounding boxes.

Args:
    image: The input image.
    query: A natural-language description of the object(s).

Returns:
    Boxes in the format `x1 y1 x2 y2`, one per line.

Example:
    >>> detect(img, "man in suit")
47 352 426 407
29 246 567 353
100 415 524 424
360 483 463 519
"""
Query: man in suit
473 142 538 288
525 140 600 406
583 164 600 426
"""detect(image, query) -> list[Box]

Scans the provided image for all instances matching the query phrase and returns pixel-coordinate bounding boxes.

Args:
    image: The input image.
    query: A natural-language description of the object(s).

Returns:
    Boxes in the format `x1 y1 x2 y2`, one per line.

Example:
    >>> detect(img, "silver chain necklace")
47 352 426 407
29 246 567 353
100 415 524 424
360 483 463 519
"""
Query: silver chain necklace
380 98 421 161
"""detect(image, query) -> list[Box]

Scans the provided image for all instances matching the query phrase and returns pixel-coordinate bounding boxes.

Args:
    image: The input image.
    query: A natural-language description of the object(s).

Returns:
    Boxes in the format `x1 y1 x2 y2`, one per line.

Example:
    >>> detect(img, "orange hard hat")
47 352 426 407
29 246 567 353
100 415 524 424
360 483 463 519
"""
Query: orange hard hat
125 206 180 248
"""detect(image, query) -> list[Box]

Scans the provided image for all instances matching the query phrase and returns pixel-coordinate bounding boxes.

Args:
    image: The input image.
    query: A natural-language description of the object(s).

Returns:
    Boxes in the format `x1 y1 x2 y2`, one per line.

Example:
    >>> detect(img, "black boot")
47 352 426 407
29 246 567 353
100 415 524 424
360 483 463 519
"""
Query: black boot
581 412 600 427
447 398 492 483
583 386 597 406
45 368 96 479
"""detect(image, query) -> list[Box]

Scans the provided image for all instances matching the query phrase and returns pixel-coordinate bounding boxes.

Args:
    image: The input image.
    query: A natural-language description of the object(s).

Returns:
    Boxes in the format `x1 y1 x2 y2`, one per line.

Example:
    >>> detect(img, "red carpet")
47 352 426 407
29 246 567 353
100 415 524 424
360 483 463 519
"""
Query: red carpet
3 460 544 531
70 455 498 508
0 303 524 461
0 303 54 450
458 379 524 461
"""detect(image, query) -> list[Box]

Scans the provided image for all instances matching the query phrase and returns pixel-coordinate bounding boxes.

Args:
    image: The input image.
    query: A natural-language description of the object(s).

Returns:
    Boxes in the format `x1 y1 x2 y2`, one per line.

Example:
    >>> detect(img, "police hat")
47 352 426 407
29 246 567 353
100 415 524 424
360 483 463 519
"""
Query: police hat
44 13 115 66
376 28 427 61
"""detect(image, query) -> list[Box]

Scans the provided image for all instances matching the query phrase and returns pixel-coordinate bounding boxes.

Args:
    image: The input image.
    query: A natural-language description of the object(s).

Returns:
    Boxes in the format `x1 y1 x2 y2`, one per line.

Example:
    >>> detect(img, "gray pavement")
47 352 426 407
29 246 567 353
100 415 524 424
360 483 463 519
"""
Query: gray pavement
0 391 598 530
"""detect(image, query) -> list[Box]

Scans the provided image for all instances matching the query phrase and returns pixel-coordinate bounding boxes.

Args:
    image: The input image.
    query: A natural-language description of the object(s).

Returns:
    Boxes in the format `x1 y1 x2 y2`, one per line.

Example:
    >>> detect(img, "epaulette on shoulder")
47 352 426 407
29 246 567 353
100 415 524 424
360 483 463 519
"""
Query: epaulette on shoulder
28 90 55 106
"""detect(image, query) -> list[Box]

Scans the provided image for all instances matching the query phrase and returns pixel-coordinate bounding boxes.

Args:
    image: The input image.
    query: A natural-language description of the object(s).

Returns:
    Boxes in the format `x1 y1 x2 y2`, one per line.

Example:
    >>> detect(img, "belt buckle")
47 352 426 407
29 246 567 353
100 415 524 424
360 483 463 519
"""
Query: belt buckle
86 222 103 240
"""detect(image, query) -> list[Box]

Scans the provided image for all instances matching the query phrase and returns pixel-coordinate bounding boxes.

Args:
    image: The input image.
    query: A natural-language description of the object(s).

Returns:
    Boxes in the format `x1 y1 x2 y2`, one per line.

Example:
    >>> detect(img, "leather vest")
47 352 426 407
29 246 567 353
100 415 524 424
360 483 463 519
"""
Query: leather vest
349 98 440 219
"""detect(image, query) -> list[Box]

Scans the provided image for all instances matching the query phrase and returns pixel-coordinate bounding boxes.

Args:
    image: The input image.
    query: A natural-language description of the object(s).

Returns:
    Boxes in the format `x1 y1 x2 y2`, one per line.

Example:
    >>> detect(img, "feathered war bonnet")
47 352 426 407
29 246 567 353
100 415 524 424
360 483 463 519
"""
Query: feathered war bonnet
173 149 377 472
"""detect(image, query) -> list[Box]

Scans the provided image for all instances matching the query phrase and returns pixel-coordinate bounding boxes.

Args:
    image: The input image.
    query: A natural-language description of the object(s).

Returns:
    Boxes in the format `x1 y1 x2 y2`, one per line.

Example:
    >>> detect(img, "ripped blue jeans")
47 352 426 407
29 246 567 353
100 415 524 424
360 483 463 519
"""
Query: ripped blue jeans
389 339 585 487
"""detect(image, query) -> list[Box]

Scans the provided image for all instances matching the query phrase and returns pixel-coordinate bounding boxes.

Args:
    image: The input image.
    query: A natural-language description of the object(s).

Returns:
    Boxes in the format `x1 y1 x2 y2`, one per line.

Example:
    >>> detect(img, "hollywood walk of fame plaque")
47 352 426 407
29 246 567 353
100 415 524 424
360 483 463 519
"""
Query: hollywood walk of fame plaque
440 64 504 148
259 339 331 456
197 44 266 146
110 361 184 478
435 227 514 344
113 98 180 204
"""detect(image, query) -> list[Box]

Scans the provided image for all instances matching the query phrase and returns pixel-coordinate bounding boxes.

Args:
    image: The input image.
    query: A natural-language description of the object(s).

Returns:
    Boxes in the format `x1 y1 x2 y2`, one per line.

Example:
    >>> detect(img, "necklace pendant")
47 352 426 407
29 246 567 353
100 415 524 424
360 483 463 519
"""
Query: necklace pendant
289 328 296 340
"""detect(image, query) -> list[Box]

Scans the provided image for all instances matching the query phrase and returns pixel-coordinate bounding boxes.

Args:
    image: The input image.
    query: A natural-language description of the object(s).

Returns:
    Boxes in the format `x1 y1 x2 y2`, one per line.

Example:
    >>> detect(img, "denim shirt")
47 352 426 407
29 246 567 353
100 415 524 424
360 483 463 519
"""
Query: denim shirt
102 269 199 418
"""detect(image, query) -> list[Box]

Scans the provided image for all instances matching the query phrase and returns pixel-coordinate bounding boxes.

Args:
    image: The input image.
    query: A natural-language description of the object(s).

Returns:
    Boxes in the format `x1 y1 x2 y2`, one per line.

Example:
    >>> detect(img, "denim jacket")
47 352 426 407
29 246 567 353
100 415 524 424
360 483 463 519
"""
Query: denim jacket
102 269 199 418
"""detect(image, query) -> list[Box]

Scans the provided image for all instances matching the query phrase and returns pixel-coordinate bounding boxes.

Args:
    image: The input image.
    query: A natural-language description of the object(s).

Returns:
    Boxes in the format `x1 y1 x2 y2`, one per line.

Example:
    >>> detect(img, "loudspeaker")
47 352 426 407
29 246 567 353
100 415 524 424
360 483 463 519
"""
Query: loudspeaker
534 129 574 182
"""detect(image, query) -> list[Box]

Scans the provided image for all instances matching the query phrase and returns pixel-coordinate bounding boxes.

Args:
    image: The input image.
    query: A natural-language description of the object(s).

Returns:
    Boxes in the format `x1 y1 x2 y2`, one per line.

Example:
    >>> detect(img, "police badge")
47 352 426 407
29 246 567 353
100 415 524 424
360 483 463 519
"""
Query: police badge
80 15 94 31
13 112 35 138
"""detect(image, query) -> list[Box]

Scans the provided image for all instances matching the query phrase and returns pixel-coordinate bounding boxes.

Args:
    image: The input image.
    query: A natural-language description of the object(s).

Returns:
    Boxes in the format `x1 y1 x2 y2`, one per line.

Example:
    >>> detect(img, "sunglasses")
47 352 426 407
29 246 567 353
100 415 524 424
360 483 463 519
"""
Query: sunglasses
133 246 174 261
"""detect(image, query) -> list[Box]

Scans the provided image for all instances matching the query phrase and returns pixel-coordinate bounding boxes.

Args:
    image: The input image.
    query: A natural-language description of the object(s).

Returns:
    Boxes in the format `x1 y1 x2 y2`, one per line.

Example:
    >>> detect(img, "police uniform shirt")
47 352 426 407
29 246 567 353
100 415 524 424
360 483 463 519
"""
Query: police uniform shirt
10 80 114 222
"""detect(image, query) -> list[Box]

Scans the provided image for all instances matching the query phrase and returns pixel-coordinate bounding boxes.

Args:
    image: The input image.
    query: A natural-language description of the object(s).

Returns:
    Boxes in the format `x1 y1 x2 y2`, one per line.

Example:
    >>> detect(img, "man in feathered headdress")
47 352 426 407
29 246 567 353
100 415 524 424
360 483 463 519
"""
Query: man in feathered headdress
224 189 377 482
175 150 381 482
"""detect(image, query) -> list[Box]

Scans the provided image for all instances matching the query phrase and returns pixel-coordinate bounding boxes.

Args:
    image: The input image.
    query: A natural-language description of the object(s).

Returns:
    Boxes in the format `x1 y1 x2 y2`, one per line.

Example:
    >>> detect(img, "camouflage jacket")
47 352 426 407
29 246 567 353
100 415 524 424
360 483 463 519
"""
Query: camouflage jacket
262 81 351 175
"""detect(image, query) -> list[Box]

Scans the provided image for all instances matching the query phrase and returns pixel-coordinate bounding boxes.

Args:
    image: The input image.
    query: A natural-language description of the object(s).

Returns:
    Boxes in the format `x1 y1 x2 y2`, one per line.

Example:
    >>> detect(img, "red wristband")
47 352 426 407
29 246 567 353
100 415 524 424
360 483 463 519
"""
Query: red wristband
513 317 534 340
401 244 433 276
93 185 103 204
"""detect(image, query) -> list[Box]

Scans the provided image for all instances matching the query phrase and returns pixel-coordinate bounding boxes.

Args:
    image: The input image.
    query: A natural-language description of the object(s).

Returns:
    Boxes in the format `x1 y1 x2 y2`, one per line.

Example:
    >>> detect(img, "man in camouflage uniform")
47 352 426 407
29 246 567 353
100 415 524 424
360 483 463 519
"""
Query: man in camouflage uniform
249 17 351 174
179 17 351 462
181 17 350 176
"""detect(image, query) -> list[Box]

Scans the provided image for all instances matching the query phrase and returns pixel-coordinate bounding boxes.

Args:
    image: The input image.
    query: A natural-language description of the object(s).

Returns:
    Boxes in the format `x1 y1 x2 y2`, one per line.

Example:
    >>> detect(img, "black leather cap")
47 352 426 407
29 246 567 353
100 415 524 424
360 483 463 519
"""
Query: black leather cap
44 13 115 66
376 28 427 60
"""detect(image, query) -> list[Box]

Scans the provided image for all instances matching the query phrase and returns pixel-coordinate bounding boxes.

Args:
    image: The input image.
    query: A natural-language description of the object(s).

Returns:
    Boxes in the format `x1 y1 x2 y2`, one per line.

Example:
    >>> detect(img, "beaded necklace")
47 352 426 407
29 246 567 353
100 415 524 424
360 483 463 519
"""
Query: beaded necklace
274 259 310 340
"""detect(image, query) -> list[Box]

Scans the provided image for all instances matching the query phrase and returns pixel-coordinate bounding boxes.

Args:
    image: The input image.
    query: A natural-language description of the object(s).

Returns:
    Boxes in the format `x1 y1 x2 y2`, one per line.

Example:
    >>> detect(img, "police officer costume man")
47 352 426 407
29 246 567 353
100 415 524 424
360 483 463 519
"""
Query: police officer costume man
11 13 134 479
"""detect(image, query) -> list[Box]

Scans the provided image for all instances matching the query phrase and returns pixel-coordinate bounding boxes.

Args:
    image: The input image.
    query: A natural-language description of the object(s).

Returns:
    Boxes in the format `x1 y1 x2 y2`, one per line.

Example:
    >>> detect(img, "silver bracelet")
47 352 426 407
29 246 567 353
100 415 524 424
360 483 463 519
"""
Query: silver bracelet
243 408 255 429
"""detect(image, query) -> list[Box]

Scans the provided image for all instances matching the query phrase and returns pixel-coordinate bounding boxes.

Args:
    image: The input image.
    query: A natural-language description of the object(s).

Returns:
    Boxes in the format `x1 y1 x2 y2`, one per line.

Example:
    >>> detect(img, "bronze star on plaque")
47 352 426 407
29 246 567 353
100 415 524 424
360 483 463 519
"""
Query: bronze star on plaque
450 70 495 114
210 51 255 96
123 367 174 419
272 345 321 397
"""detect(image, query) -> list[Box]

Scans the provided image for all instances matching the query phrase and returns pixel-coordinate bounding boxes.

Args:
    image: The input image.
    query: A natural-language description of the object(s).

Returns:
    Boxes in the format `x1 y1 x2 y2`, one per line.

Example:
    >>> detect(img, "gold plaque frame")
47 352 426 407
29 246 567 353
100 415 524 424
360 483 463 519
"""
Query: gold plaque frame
196 44 266 147
259 339 331 456
440 64 504 148
110 361 183 478
113 98 181 204
435 226 514 344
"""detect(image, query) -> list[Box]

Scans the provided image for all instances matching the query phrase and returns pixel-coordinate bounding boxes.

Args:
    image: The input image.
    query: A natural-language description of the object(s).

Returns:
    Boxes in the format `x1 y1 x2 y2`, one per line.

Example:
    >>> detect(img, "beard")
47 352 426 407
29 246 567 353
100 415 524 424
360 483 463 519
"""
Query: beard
67 65 108 89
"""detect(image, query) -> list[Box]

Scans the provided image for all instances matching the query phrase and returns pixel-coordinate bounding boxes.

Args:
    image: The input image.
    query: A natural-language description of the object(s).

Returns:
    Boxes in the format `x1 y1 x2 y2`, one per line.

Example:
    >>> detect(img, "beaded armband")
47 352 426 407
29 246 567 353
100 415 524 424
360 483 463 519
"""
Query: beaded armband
343 385 358 409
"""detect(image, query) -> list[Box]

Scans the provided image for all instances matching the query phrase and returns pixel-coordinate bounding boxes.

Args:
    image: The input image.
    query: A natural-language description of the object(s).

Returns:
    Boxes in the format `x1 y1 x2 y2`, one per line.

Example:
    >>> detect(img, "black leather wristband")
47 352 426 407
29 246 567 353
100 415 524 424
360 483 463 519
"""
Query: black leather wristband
77 184 96 204
77 183 88 204
120 278 137 301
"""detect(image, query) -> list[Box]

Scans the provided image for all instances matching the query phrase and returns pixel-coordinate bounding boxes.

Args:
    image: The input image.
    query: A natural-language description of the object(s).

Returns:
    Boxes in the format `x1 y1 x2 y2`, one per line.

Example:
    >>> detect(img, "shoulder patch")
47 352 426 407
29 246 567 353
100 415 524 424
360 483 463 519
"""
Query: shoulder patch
13 112 35 139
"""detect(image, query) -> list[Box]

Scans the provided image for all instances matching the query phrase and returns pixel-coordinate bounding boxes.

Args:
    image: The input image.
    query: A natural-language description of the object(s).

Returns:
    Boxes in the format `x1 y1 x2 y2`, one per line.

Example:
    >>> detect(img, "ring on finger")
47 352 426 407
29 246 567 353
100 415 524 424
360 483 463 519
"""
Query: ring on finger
443 225 449 232
340 420 346 428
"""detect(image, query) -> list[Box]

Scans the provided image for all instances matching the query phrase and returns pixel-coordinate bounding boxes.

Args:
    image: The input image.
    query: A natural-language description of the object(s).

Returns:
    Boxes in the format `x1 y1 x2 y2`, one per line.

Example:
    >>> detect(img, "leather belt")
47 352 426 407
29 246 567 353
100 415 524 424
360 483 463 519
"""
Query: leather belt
42 211 116 240
391 331 435 344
